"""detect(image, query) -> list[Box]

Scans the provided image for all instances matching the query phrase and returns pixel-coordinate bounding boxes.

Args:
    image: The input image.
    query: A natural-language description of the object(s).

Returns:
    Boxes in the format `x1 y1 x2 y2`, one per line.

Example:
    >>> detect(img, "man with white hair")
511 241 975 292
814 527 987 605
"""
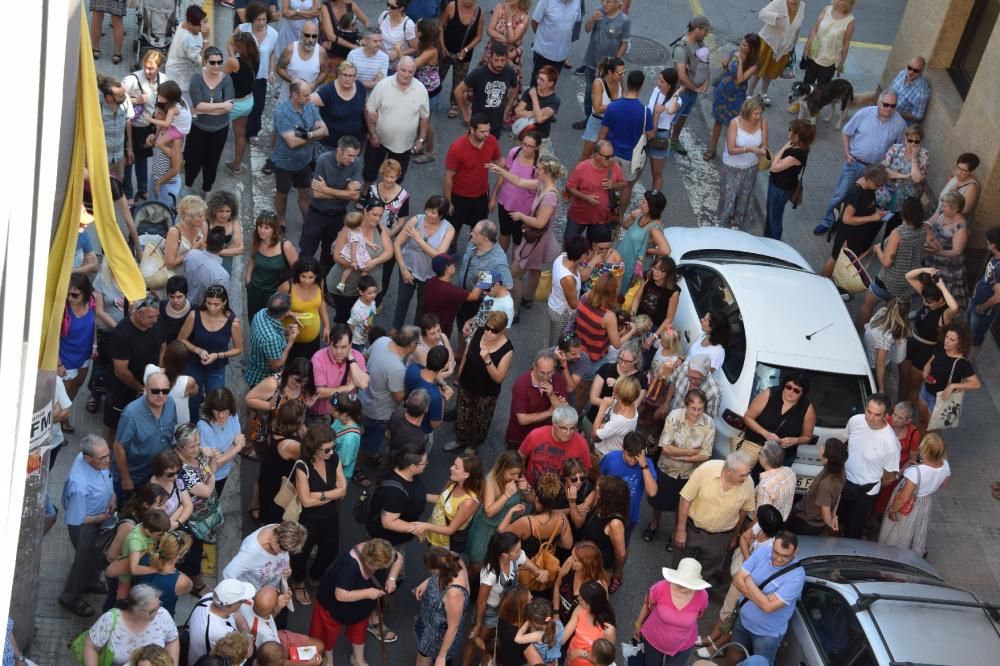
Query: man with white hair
662 354 722 417
519 405 592 486
58 435 115 617
112 372 178 502
188 579 255 663
363 55 430 185
888 56 931 124
674 451 755 578
756 441 797 520
814 89 906 235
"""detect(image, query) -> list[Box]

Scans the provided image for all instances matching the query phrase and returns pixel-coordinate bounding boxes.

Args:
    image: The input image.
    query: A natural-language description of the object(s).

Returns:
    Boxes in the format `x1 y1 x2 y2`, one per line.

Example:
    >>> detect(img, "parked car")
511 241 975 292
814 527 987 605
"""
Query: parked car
665 228 875 488
778 536 1000 665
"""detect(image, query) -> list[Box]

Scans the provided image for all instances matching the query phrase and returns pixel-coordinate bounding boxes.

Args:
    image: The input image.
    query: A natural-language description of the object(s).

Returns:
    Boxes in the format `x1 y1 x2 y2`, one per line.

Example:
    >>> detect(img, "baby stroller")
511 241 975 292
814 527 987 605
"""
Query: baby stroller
135 0 179 68
132 199 174 293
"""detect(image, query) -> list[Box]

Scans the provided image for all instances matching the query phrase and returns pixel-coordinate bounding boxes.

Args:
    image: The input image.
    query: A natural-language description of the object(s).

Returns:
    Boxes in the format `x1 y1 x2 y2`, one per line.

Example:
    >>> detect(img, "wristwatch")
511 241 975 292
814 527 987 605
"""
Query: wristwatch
320 491 327 501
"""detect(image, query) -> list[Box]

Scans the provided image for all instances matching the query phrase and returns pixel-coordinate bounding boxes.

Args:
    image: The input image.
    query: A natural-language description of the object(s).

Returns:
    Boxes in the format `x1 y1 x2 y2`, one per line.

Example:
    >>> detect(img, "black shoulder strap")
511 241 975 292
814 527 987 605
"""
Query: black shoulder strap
735 561 803 614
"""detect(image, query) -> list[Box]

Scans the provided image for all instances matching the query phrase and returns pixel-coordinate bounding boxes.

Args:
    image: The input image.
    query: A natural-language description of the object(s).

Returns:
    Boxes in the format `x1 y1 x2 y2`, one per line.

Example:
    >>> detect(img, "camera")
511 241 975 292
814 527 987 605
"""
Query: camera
294 126 310 139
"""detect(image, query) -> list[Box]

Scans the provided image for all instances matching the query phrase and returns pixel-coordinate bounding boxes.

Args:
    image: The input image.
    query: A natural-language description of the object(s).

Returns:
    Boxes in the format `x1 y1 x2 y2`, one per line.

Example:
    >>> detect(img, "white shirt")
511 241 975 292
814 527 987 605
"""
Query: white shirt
595 407 639 455
905 461 951 497
366 75 430 153
480 551 527 608
547 253 580 315
187 596 238 664
165 26 204 94
222 526 291 590
689 333 725 372
647 88 680 131
238 24 280 78
238 605 280 646
51 376 72 449
843 414 900 494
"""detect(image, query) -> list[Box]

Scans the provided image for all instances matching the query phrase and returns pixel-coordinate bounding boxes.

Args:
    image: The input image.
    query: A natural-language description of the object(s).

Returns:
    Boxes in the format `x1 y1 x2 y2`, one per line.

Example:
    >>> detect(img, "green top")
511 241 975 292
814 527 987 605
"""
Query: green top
250 243 290 292
119 523 154 581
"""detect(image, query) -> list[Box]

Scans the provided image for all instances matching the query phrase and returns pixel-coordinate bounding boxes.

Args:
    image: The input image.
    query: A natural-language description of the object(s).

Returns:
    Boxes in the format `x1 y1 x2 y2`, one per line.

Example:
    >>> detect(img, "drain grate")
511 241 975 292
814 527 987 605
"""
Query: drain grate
626 36 670 66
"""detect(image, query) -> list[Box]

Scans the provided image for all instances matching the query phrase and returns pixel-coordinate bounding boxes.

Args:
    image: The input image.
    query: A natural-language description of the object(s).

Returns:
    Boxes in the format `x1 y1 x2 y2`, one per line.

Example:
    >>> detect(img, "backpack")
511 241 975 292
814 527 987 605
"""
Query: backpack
353 479 408 529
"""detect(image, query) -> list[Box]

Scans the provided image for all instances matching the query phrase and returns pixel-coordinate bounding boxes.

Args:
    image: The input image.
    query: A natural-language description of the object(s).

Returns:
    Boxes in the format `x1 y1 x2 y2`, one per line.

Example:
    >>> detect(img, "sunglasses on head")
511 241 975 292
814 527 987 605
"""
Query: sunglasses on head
134 293 160 310
205 285 227 298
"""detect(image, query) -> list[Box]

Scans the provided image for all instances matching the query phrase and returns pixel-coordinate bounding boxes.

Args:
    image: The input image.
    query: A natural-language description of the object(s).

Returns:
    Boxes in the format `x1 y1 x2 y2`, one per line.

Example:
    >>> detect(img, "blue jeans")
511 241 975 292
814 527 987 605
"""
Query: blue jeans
731 617 783 665
764 182 792 240
150 173 181 209
360 416 390 456
820 161 866 229
583 66 597 118
186 361 227 423
642 637 694 666
392 278 425 331
967 301 998 346
123 154 149 198
920 384 937 414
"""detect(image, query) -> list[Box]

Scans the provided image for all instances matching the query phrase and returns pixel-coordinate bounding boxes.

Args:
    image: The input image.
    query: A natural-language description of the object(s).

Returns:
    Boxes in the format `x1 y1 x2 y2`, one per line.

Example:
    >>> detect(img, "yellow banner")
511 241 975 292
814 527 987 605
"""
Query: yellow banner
39 13 147 371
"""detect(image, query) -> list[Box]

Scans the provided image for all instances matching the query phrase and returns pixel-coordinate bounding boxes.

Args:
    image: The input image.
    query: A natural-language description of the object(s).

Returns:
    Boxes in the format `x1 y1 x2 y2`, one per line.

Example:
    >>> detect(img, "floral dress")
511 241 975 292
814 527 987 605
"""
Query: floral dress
711 56 748 126
928 216 969 308
480 1 529 124
877 143 930 212
582 260 626 295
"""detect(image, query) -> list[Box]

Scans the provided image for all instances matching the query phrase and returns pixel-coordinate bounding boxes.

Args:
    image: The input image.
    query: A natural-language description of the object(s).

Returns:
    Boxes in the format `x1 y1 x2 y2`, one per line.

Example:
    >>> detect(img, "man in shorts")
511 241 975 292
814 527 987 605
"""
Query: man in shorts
968 226 1000 362
599 69 653 218
668 15 711 156
271 79 328 230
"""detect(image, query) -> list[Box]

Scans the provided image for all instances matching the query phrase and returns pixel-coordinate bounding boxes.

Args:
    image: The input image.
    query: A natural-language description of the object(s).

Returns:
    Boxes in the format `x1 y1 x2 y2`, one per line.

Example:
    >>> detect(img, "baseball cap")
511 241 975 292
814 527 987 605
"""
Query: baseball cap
476 270 501 290
431 254 455 276
689 15 711 30
213 579 256 605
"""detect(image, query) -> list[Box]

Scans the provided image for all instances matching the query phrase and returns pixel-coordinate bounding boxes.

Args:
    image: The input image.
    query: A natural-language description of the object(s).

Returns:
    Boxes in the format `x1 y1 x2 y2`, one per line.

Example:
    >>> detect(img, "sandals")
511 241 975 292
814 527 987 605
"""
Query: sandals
262 158 275 175
641 526 657 543
292 585 312 606
58 597 95 618
112 53 122 65
366 622 398 643
447 105 460 119
86 395 99 414
702 150 716 161
695 636 719 658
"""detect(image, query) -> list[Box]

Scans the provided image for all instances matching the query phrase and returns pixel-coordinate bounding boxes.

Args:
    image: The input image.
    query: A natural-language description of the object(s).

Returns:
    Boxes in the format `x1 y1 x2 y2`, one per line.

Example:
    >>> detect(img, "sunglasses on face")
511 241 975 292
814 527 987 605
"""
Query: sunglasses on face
784 384 803 394
597 152 615 159
68 291 83 298
207 59 224 65
485 325 503 334
148 388 171 396
881 102 897 108
907 65 922 73
320 447 334 454
567 475 583 482
302 33 318 39
906 138 921 144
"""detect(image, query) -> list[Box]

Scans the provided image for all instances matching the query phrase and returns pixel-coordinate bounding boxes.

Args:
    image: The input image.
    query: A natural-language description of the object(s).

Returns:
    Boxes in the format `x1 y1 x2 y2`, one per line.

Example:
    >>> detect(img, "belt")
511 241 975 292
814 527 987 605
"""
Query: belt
850 155 872 166
910 333 936 346
686 518 731 535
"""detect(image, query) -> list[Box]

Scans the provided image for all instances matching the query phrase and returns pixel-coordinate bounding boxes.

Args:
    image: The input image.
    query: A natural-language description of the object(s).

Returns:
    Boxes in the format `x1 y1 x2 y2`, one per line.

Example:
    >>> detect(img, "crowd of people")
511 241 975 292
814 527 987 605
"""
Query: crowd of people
45 0 999 664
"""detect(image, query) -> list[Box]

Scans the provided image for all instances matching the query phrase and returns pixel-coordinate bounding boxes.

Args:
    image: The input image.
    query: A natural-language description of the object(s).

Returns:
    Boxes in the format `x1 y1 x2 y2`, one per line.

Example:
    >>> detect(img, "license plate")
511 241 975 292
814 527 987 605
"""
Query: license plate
796 476 814 491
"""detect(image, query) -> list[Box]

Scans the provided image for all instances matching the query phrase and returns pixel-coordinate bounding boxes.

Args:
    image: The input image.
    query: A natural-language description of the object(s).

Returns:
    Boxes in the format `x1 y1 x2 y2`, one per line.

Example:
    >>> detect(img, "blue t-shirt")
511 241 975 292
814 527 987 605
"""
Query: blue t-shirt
971 256 1000 309
74 230 94 269
403 364 443 433
599 450 656 526
405 0 440 20
532 620 565 663
197 415 241 481
602 98 653 160
738 544 805 638
271 99 323 170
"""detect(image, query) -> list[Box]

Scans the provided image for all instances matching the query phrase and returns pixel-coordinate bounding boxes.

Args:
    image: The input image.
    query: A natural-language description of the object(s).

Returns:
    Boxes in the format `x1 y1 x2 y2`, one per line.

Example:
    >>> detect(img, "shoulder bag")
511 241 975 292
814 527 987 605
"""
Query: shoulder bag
895 464 921 516
789 150 806 209
522 188 558 244
721 560 803 633
518 515 564 591
70 609 118 666
275 460 310 523
647 90 672 151
245 375 282 448
928 358 966 430
177 599 212 666
186 465 225 543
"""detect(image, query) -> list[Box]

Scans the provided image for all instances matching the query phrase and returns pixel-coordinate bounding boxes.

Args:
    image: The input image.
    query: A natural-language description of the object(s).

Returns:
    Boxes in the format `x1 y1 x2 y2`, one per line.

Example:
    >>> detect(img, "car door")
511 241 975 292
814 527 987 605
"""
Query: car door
781 583 879 666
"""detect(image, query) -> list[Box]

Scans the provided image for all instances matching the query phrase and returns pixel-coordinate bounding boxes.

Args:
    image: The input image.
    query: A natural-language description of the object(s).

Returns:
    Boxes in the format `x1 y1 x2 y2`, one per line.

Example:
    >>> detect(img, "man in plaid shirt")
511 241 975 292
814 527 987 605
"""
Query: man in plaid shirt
888 56 931 125
245 293 299 386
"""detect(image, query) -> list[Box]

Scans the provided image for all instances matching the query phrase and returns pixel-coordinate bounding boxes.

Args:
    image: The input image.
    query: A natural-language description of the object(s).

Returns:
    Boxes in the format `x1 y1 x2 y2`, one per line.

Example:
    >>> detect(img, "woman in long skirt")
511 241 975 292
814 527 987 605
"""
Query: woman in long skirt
879 433 951 555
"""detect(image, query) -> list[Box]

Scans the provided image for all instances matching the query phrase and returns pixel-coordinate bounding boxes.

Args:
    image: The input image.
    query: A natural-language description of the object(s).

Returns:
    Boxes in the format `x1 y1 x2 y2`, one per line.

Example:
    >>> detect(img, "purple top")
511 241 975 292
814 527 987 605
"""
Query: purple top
496 146 537 215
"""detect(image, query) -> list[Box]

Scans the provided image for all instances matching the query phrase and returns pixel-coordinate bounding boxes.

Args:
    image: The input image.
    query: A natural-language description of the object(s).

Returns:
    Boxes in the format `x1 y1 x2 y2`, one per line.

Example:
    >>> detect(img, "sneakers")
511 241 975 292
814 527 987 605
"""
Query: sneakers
442 440 463 452
813 222 831 235
760 94 772 107
670 139 688 156
787 102 801 114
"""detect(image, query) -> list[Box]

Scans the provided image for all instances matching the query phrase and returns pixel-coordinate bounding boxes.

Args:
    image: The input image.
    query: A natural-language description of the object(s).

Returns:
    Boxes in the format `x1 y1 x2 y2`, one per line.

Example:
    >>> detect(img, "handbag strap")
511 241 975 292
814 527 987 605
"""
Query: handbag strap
945 356 961 387
286 459 310 484
542 514 565 551
735 560 803 614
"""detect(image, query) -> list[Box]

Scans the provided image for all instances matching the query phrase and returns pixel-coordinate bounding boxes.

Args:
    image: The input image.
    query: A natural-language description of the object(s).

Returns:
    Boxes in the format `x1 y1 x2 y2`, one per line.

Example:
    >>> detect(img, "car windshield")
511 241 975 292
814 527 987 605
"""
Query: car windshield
803 557 944 585
678 249 808 271
752 363 869 428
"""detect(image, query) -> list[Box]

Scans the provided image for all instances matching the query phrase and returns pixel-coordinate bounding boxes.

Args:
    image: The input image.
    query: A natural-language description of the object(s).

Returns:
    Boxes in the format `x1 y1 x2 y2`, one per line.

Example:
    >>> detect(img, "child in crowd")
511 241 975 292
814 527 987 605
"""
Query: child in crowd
515 598 564 666
150 97 192 150
104 508 171 600
349 275 379 353
336 212 378 290
650 327 683 378
591 638 617 666
694 46 712 88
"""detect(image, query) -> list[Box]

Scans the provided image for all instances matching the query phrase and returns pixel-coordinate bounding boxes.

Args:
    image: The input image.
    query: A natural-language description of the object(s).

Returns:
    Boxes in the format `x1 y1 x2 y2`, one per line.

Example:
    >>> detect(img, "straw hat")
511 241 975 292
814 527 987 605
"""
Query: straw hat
661 558 711 590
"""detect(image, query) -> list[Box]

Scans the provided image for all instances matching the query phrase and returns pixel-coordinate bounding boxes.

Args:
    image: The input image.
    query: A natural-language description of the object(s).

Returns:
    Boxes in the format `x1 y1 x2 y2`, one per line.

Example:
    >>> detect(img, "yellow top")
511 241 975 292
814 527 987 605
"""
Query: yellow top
812 6 854 67
427 482 480 548
679 460 756 533
285 284 323 343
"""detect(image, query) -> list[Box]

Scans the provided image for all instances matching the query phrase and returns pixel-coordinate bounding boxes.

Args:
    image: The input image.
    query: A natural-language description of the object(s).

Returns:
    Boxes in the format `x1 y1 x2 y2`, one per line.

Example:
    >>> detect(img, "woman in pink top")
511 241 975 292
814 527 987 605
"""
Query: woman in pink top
490 131 541 252
632 558 710 665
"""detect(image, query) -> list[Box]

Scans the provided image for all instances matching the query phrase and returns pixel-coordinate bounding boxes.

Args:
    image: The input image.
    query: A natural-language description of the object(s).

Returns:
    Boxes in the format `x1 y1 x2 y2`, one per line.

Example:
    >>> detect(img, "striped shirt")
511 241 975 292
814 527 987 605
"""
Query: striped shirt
756 466 797 519
575 302 609 361
841 106 906 165
889 69 931 122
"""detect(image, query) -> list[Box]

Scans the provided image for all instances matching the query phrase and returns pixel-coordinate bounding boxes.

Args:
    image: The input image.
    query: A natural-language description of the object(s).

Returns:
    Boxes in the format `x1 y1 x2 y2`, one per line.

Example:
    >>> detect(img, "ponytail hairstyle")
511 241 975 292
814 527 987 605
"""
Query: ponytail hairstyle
597 56 625 78
525 597 559 648
484 531 521 579
150 531 193 570
423 546 463 587
580 580 616 629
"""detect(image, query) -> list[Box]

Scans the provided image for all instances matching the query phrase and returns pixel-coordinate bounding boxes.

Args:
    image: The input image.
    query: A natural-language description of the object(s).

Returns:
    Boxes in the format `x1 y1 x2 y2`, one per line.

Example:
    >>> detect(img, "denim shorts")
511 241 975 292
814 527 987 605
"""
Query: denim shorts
967 302 998 346
869 277 892 301
581 114 604 142
483 604 499 628
646 130 671 159
677 89 699 118
920 384 937 413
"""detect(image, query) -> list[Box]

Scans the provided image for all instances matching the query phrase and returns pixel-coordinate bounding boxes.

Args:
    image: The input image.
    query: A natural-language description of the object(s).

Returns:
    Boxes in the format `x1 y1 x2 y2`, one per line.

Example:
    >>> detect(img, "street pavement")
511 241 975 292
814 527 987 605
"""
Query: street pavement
30 0 1000 662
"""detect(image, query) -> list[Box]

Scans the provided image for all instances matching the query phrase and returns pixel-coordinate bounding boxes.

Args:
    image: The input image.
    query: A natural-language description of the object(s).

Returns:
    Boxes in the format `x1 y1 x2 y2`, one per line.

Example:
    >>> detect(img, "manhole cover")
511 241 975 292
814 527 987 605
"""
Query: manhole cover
626 36 670 65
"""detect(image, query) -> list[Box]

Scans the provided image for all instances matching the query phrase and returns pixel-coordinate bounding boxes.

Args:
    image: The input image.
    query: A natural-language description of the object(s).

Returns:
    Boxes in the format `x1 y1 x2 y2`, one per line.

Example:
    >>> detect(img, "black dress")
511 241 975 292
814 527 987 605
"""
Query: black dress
831 183 881 260
581 511 622 572
906 305 945 369
745 388 812 465
291 453 343 581
258 434 299 525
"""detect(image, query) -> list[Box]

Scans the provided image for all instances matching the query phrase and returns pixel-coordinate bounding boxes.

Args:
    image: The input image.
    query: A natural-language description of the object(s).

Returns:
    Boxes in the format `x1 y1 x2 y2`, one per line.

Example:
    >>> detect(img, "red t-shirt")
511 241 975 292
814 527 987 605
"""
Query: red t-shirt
422 277 470 336
445 134 502 198
505 371 568 446
565 158 623 225
519 425 591 487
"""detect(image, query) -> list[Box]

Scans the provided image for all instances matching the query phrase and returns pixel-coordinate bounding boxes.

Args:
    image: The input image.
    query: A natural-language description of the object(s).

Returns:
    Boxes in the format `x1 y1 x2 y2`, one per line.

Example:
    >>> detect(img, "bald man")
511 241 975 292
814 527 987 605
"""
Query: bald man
888 56 930 124
239 586 324 662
